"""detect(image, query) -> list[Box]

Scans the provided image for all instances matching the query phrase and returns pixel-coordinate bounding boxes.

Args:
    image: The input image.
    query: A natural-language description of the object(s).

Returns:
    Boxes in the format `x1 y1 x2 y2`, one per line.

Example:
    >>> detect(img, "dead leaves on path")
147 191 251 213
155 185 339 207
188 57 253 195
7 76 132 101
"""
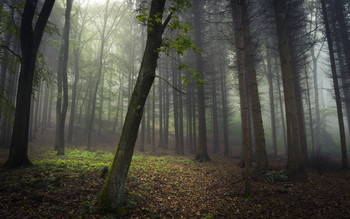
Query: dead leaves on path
0 153 350 218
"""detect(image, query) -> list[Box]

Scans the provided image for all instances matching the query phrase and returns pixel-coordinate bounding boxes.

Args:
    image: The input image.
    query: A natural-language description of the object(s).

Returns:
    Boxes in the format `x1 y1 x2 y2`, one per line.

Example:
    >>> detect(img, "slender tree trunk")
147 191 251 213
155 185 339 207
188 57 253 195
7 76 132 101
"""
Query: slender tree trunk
158 76 164 148
172 60 179 154
211 71 219 153
219 47 229 156
194 0 210 161
67 41 81 143
164 65 169 149
321 0 348 168
304 66 315 153
152 86 155 152
55 0 72 156
113 75 122 132
265 44 277 156
178 65 184 155
311 48 321 151
87 0 110 150
276 65 287 152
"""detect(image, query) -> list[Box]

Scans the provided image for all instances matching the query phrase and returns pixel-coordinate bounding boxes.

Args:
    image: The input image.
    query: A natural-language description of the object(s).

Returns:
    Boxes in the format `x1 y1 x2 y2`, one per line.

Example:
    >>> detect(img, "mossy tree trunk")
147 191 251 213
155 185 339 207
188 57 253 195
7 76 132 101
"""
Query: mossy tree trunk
98 0 170 211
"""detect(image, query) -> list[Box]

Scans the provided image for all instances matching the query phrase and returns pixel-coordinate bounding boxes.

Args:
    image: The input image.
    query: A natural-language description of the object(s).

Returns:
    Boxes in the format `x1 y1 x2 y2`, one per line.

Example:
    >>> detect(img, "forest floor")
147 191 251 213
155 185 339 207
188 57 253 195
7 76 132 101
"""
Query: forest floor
0 145 350 218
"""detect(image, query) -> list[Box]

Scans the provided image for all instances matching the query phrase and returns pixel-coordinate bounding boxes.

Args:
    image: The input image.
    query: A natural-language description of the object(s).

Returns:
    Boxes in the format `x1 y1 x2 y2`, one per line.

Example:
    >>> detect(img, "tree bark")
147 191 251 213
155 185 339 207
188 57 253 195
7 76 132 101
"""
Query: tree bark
194 0 210 162
273 0 303 172
241 0 268 169
4 0 55 168
98 0 169 210
234 0 251 195
55 0 72 156
321 0 348 168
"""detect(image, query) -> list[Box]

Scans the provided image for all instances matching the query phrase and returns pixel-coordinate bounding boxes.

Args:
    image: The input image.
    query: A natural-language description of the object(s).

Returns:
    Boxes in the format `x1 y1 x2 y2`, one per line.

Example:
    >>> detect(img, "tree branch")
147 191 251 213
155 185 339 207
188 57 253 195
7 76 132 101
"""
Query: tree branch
0 44 21 61
154 74 185 95
162 12 173 31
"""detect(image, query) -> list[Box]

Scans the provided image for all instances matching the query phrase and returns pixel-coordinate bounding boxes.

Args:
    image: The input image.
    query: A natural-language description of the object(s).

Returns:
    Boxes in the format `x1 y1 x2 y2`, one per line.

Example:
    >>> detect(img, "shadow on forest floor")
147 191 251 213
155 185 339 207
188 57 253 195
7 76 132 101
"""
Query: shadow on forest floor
0 146 350 218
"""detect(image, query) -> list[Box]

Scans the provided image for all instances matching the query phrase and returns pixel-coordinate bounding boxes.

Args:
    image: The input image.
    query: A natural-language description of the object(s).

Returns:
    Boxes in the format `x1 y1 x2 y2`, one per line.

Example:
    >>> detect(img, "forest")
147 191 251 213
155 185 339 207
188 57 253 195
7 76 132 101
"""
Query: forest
0 0 350 218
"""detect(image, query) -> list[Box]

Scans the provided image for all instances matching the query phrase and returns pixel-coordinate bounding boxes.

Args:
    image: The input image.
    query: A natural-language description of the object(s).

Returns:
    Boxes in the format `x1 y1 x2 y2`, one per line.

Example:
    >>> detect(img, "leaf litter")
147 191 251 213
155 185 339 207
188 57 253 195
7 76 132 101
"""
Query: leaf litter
0 149 349 218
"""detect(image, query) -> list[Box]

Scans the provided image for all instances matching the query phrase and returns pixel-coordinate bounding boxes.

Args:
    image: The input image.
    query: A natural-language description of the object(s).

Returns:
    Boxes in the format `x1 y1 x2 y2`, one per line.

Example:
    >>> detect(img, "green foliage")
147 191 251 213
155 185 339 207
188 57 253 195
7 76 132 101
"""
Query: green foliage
265 169 288 183
0 88 15 120
136 0 202 86
179 62 203 86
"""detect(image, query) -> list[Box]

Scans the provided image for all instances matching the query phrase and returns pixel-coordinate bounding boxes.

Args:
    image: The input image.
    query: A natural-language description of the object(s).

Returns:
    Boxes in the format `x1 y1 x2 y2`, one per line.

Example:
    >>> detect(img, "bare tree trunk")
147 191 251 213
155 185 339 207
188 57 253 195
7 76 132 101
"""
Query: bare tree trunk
276 65 287 152
194 0 210 162
265 44 277 156
273 0 303 172
158 75 164 148
55 0 72 156
172 59 179 154
321 0 348 168
152 86 155 152
233 0 251 195
219 46 229 157
4 0 55 168
241 0 268 169
211 71 219 154
311 48 321 151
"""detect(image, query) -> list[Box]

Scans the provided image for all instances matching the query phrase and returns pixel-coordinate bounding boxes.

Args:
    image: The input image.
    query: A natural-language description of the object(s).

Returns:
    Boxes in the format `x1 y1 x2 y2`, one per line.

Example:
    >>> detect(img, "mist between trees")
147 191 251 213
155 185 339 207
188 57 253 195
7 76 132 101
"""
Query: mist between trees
0 0 349 212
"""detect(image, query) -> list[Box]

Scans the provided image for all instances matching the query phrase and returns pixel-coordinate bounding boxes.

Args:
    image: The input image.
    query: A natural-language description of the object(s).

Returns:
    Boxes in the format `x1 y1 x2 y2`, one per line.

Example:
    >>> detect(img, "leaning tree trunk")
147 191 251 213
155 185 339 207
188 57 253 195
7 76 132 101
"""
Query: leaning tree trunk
98 0 171 210
4 0 55 168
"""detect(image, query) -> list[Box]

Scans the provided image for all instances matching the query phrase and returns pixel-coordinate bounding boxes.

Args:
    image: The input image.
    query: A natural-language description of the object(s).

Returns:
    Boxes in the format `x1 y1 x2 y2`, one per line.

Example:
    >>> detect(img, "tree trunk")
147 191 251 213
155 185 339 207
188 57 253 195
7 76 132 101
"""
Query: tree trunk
98 0 168 210
273 0 303 172
233 0 251 195
276 64 287 152
55 0 72 156
265 43 277 156
67 23 83 143
194 0 210 162
220 52 229 157
152 86 155 152
211 71 219 154
158 75 164 148
172 59 179 154
311 48 321 151
241 0 268 169
4 0 55 168
321 0 348 168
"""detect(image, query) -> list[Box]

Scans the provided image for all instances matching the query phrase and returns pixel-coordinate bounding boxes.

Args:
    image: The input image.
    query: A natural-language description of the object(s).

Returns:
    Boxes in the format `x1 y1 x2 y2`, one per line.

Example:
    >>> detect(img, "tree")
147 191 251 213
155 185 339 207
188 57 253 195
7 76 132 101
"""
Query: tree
67 1 89 144
241 0 268 169
98 0 192 210
193 0 210 162
273 0 303 172
320 0 348 168
86 0 125 150
4 0 56 168
55 0 73 155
